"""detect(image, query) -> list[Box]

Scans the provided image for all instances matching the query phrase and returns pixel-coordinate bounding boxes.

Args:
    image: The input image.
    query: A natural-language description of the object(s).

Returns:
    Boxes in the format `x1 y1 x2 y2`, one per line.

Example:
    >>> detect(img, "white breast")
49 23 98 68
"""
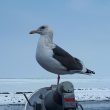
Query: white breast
36 38 66 74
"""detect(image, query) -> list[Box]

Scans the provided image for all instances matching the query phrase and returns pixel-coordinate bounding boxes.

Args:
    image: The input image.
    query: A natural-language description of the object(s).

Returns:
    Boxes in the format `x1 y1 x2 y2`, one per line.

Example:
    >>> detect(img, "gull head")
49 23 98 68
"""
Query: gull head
29 25 53 36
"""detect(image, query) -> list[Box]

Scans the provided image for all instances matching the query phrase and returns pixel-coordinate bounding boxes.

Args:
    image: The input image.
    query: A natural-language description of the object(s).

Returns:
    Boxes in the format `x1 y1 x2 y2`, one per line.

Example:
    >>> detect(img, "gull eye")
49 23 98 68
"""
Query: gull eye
40 26 45 29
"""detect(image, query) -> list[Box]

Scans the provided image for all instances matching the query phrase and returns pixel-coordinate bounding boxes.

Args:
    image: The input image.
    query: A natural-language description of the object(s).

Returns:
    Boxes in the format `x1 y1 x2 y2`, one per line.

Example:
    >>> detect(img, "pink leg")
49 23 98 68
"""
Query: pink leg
57 74 60 85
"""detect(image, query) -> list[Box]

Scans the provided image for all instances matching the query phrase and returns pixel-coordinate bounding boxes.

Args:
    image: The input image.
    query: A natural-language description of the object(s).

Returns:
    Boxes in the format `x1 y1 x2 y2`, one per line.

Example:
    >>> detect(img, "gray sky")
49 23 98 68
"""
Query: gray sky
0 0 110 79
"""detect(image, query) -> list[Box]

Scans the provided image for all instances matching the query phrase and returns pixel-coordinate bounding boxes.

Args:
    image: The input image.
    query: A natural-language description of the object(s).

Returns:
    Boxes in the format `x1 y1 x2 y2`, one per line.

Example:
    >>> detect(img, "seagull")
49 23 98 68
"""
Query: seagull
29 25 95 84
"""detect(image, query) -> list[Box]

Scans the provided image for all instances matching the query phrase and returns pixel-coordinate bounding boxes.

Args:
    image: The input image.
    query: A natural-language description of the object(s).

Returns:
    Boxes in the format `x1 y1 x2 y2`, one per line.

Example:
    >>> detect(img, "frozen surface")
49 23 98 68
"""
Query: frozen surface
0 78 110 92
0 79 110 104
0 101 110 110
0 88 110 104
75 88 110 101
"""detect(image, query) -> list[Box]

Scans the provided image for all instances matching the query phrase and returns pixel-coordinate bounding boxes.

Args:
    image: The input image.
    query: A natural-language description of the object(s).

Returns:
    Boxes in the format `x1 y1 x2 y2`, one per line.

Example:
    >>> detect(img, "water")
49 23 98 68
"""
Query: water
0 104 24 110
0 101 110 110
0 79 110 109
80 101 110 110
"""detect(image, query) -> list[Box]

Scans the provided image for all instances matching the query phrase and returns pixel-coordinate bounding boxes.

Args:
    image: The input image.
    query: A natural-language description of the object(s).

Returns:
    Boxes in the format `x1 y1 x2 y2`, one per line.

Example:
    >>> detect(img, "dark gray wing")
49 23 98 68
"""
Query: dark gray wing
53 45 83 71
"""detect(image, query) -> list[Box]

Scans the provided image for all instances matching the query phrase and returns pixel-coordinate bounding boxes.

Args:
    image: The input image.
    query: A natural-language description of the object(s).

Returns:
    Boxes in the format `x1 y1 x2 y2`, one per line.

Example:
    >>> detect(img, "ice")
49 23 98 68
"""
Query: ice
0 79 110 104
75 88 110 101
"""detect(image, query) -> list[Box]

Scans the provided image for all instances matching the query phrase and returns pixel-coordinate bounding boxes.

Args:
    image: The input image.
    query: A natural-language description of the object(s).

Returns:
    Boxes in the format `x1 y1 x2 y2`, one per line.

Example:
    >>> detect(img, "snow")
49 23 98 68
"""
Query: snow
0 93 26 105
0 79 110 104
0 88 110 105
75 88 110 101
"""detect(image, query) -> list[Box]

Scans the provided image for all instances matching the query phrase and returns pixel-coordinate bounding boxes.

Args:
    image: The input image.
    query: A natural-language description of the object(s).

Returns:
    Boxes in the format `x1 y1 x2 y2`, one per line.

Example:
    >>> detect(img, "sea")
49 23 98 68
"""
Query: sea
0 101 110 110
0 79 110 110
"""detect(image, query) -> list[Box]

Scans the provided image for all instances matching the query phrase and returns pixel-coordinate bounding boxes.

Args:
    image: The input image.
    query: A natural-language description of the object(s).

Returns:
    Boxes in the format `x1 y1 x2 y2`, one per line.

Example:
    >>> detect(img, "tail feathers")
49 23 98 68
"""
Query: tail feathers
85 69 95 75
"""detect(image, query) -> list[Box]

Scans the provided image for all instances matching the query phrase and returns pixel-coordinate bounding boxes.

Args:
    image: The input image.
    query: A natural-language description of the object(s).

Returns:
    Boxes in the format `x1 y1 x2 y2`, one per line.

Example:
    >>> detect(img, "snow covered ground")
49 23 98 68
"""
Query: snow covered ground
0 79 110 104
75 88 110 101
0 88 110 105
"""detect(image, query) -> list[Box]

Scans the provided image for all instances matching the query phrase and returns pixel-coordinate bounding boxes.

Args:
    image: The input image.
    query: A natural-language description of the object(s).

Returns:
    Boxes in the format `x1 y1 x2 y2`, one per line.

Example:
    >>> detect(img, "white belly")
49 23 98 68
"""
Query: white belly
36 45 66 74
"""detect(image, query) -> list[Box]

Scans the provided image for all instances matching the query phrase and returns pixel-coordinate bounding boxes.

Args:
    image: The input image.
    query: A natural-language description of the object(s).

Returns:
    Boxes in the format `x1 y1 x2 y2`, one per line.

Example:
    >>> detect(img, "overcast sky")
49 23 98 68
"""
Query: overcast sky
0 0 110 79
